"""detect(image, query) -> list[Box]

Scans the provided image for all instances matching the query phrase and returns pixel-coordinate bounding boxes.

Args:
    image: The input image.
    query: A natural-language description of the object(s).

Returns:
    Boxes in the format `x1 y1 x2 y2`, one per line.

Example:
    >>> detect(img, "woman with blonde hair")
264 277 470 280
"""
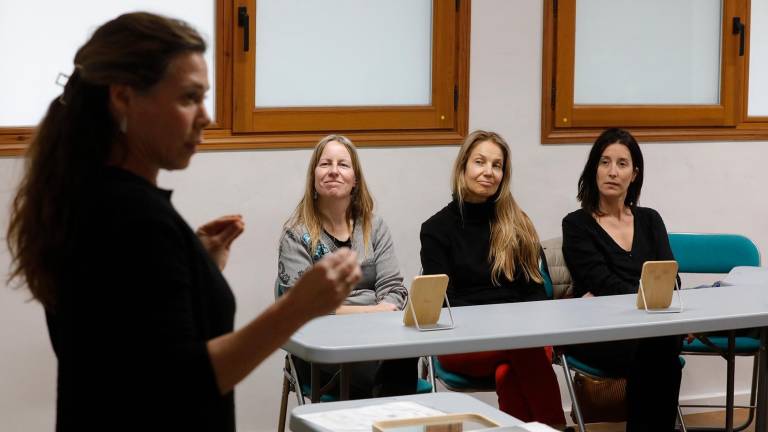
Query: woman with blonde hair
420 130 565 426
277 134 417 398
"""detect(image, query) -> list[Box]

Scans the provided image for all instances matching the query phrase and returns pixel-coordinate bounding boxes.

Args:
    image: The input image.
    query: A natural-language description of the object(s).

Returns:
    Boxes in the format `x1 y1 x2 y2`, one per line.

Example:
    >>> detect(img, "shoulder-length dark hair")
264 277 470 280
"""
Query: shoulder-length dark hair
7 12 206 309
576 128 644 215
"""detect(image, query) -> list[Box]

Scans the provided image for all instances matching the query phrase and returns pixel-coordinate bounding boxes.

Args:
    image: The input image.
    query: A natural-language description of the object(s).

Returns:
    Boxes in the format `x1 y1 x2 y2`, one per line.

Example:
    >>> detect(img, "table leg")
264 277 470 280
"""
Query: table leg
339 363 351 400
311 362 321 402
756 328 767 432
726 331 735 432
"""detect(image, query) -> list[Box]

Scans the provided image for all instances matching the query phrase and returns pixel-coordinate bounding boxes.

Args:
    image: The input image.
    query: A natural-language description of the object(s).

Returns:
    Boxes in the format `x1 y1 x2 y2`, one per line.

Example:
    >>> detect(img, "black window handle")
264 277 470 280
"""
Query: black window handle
733 17 745 57
238 6 250 52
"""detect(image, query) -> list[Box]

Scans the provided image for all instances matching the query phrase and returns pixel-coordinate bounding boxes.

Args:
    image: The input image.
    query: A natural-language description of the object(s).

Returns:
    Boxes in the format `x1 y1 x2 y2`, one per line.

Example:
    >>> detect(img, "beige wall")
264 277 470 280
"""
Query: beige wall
1 1 767 430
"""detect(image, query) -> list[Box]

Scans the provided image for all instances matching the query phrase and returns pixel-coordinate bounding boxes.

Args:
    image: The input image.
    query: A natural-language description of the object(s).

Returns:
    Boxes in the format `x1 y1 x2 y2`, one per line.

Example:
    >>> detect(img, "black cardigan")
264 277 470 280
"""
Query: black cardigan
562 207 675 298
49 167 236 431
420 200 547 307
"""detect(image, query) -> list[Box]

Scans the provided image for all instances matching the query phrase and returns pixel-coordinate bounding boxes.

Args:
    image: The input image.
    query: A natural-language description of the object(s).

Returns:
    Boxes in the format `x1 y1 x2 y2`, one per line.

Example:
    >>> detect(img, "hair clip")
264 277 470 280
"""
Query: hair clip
56 72 70 105
55 72 70 88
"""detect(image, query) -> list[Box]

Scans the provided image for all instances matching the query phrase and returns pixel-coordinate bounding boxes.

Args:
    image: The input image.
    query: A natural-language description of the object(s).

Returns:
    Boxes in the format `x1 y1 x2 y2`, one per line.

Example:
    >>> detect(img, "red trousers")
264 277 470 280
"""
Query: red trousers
438 347 565 425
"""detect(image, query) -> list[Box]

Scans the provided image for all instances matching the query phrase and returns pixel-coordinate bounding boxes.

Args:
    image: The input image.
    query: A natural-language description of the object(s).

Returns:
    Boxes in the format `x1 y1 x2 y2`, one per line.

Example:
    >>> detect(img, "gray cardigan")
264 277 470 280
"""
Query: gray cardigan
277 214 408 309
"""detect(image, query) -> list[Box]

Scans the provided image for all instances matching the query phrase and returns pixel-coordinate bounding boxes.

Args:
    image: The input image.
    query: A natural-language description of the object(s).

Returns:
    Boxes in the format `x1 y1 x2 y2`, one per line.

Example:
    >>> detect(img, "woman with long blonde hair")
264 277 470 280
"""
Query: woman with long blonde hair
420 130 565 426
277 134 417 398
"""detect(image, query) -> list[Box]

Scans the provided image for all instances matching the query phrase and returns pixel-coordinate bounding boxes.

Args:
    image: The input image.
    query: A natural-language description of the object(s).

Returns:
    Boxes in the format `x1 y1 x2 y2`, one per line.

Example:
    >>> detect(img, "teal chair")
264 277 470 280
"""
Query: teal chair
275 280 433 432
424 259 555 404
427 356 495 393
670 233 761 432
546 236 688 431
558 343 687 431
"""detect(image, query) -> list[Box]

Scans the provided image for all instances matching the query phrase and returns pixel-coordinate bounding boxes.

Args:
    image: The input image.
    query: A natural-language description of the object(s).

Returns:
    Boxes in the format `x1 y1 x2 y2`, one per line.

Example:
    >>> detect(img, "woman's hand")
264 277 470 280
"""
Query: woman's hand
335 302 399 314
582 292 594 298
285 248 361 319
206 248 360 394
196 215 245 270
371 302 398 312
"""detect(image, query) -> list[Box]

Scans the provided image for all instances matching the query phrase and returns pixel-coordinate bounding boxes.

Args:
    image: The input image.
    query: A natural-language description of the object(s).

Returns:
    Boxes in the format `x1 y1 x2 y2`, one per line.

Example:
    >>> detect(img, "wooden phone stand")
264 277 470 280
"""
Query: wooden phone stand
403 274 454 331
637 260 683 313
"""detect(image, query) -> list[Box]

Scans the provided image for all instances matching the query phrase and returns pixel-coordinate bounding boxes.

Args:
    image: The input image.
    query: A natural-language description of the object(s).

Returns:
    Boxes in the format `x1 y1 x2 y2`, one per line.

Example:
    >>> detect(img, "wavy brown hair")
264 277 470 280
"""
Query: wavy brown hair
286 135 374 255
451 130 543 285
6 12 206 309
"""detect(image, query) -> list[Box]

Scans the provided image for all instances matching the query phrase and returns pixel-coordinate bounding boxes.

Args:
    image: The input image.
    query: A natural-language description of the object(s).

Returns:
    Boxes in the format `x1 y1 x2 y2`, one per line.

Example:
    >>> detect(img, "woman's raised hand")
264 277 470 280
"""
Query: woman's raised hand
196 215 245 270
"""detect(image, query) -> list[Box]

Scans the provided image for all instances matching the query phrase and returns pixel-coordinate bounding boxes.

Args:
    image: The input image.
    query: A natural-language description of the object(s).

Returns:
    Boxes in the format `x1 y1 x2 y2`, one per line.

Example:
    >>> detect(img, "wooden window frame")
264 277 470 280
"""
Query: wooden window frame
541 0 768 144
0 0 470 156
741 0 768 126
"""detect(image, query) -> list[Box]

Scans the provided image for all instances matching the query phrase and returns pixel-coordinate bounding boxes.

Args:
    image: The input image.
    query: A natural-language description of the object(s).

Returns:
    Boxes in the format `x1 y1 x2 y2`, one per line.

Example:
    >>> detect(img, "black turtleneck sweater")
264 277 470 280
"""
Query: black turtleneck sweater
419 200 547 307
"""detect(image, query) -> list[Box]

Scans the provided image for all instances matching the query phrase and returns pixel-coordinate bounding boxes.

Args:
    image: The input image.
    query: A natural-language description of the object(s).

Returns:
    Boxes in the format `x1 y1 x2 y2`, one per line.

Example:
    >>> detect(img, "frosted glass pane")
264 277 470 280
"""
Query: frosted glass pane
254 0 432 108
748 0 768 116
0 1 215 127
574 0 722 105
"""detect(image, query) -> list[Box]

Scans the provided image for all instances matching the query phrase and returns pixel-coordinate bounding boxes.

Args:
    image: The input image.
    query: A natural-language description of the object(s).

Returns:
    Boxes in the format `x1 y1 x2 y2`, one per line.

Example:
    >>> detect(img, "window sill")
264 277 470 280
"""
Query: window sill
0 127 467 157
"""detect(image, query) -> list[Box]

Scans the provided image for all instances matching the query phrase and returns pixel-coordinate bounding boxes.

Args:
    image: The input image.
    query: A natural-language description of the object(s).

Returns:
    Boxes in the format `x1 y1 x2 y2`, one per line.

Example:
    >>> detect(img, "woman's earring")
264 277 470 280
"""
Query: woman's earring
119 116 128 134
313 190 318 200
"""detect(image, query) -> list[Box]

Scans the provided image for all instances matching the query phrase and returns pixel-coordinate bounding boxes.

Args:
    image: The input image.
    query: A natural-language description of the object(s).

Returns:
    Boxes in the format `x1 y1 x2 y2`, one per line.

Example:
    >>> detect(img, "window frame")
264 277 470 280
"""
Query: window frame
0 0 470 156
742 0 768 125
541 0 768 144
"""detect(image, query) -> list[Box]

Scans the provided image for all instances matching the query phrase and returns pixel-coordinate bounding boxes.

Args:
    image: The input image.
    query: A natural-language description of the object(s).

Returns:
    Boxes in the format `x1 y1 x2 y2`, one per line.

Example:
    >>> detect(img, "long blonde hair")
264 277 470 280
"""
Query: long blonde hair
451 130 543 285
286 135 374 255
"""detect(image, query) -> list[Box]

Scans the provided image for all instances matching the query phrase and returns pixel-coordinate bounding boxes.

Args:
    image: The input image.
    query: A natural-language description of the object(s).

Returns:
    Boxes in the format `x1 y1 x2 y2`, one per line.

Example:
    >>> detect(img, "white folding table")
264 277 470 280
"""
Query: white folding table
284 284 768 430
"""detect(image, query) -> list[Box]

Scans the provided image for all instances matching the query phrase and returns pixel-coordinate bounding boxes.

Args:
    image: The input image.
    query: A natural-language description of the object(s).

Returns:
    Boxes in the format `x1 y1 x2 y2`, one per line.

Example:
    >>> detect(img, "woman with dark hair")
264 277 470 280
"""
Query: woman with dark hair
420 130 565 427
562 128 682 431
278 134 417 399
6 13 360 431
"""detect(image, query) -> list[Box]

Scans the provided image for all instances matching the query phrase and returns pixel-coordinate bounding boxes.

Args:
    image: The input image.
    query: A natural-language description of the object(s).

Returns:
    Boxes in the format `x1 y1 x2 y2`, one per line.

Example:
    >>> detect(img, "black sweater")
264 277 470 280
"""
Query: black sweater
49 167 236 431
420 200 547 307
562 207 675 298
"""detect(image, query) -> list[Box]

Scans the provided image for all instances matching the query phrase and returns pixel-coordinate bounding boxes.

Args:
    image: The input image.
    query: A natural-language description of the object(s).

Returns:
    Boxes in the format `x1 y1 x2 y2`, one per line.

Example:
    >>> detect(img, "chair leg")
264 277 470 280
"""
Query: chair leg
287 354 306 405
680 350 761 432
725 332 736 432
736 350 760 432
427 357 437 392
729 349 761 432
560 354 587 432
677 405 688 432
756 328 768 432
278 373 290 432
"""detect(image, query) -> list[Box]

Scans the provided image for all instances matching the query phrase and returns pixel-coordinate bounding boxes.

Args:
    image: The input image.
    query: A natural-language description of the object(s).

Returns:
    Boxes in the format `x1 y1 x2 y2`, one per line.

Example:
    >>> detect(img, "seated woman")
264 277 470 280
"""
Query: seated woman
562 128 682 431
277 134 417 399
420 130 565 426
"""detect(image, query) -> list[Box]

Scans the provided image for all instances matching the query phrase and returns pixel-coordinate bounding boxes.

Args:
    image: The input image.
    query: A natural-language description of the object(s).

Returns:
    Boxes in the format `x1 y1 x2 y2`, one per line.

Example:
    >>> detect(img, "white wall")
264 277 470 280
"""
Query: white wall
1 1 767 431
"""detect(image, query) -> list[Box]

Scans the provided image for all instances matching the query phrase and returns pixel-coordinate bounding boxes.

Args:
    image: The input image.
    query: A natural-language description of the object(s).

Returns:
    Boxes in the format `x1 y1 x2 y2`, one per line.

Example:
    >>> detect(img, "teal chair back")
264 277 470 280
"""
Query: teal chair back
670 232 762 431
668 233 760 273
541 259 554 300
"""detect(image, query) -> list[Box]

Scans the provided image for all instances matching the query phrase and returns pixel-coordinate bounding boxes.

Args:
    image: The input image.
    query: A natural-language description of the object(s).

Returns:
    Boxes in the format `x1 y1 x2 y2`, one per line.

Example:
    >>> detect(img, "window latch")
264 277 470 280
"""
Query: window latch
733 17 745 57
238 6 250 52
